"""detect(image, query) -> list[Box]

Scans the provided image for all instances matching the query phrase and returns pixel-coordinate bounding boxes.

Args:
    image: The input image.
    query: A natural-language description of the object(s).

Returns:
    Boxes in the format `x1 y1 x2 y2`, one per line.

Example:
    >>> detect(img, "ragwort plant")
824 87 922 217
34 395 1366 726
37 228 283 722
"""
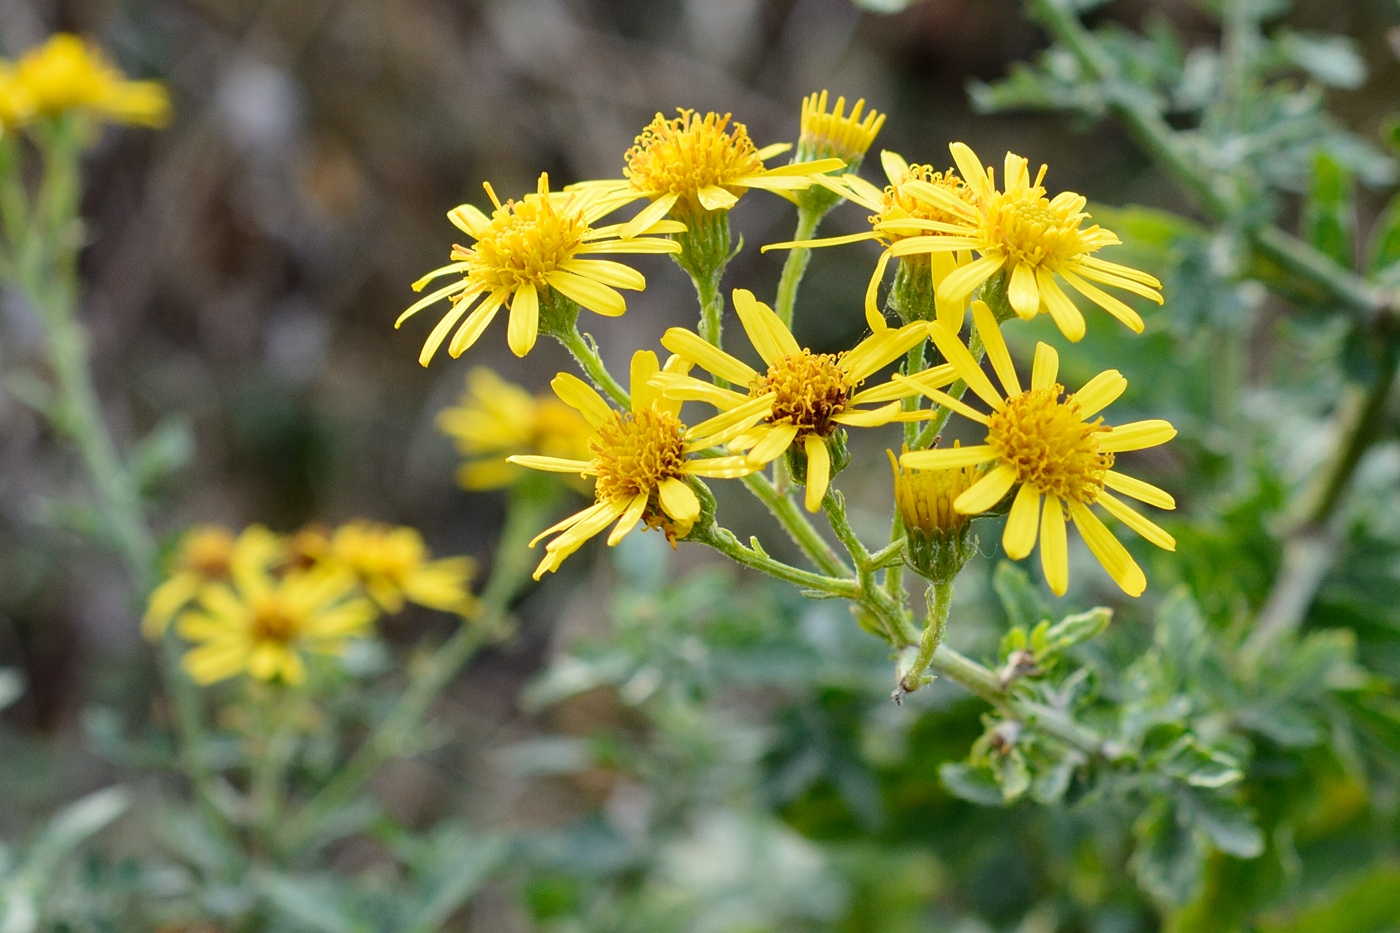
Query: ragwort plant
3 0 1400 929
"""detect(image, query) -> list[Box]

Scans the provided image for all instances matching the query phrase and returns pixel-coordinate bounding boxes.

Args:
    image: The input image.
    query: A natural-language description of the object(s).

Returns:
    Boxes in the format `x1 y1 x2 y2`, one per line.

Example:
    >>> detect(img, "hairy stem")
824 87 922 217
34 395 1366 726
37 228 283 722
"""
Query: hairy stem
555 326 631 409
774 207 821 329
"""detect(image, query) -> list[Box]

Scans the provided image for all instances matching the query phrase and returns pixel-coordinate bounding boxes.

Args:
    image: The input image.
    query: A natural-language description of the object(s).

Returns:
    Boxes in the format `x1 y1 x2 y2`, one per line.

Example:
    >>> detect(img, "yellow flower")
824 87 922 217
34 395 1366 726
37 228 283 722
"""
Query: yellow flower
795 90 885 168
399 172 682 362
0 64 35 130
576 109 846 237
436 368 594 490
899 302 1177 596
884 142 1163 341
765 150 978 331
509 350 772 578
300 521 478 616
177 564 376 686
889 445 981 538
651 288 951 511
142 525 284 639
14 34 169 128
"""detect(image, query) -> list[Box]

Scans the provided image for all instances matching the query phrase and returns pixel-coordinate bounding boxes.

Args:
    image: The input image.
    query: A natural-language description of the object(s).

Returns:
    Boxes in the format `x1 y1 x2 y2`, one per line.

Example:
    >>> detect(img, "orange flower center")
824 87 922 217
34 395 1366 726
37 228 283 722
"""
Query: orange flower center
457 192 588 292
591 409 687 503
987 386 1112 502
624 110 764 203
749 350 851 436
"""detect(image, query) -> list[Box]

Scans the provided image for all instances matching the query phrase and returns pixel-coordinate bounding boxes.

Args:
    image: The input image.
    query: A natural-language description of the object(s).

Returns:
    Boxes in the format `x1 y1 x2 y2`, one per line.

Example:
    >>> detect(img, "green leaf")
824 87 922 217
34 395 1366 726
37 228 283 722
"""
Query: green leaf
1132 799 1207 906
1302 152 1355 267
992 561 1051 632
258 873 367 933
1275 31 1366 89
25 786 129 879
128 417 194 490
1365 190 1400 274
938 762 1006 807
1044 607 1111 653
1154 587 1208 682
1182 790 1264 859
997 750 1032 803
408 834 510 931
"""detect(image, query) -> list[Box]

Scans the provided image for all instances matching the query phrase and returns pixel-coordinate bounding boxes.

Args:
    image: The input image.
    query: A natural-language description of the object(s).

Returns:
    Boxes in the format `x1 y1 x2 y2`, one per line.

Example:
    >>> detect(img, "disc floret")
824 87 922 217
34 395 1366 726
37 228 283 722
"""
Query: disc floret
987 386 1113 504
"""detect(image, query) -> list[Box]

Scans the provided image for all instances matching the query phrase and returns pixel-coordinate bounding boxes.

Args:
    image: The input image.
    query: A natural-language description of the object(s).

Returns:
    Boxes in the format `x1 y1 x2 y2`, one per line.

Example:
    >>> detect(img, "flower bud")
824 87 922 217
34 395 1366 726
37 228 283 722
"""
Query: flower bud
889 447 979 583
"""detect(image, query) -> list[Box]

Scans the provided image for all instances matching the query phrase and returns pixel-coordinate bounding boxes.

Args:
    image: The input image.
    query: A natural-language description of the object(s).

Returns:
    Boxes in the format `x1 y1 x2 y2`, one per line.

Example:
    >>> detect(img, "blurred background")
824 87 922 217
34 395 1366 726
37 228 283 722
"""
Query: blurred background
1 0 1399 926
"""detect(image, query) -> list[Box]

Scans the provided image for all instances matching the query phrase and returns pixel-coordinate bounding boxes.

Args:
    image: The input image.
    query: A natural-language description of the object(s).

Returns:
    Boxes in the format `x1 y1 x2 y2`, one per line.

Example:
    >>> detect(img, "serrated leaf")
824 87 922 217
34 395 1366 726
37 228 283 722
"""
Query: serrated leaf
1045 607 1111 653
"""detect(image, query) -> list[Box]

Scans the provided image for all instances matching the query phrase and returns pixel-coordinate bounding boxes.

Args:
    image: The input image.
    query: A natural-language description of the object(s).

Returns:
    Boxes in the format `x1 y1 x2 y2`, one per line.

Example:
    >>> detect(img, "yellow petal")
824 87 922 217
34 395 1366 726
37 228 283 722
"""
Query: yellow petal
507 283 540 357
1096 490 1176 551
629 350 661 413
397 280 473 327
832 401 904 427
1102 470 1175 509
900 444 996 470
1099 420 1177 452
803 434 830 512
507 455 594 474
652 371 752 409
1040 496 1068 596
743 422 797 464
697 185 739 211
890 374 989 424
949 142 990 196
448 294 505 357
449 203 491 238
659 477 701 525
881 149 910 184
1060 268 1144 333
661 327 758 384
620 193 680 239
971 299 1021 397
607 492 650 546
733 289 801 365
547 269 627 317
1002 482 1041 559
686 455 760 478
1008 261 1040 319
1037 269 1086 342
1030 342 1059 392
1068 501 1146 597
418 296 475 366
954 463 1017 514
1072 370 1127 418
865 250 893 332
934 254 1005 306
926 322 1005 411
559 259 645 292
552 371 613 426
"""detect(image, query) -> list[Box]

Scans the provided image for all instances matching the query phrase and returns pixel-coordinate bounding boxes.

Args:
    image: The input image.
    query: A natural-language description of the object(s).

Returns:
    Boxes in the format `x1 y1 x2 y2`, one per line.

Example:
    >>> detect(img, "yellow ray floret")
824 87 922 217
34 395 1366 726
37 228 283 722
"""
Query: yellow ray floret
652 288 954 512
899 313 1176 597
509 351 769 578
295 521 479 617
572 109 846 237
764 150 978 332
143 524 284 639
437 368 594 490
880 142 1163 342
176 563 377 686
400 173 683 363
797 90 885 166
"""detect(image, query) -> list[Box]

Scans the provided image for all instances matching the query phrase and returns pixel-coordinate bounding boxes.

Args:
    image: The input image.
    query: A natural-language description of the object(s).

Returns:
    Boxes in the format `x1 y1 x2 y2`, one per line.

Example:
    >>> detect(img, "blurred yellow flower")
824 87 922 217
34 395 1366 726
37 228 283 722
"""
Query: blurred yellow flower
177 565 375 686
899 302 1176 596
299 521 478 616
884 142 1162 341
437 368 594 490
652 288 947 511
143 525 284 639
576 109 845 237
766 151 977 331
510 350 770 578
400 172 682 362
13 34 169 128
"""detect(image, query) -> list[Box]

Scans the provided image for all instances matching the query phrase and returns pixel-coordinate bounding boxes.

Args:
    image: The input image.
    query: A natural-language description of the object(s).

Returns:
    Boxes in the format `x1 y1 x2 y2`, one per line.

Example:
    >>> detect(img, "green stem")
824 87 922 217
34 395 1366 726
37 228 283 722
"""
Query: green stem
282 487 553 855
896 580 954 699
696 269 725 351
740 472 849 577
774 207 821 329
689 523 859 597
912 324 984 450
555 326 630 409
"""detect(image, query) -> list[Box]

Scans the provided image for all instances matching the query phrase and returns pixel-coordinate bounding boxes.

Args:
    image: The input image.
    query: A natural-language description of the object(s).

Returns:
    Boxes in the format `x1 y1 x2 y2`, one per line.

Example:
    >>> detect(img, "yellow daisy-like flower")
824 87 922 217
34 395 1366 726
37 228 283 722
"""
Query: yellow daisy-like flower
884 142 1163 341
399 172 683 363
765 150 978 331
795 90 885 168
297 521 478 616
13 34 169 128
579 109 846 238
176 564 376 686
508 350 773 579
0 64 35 130
436 368 594 490
142 525 284 639
652 288 951 512
899 303 1177 596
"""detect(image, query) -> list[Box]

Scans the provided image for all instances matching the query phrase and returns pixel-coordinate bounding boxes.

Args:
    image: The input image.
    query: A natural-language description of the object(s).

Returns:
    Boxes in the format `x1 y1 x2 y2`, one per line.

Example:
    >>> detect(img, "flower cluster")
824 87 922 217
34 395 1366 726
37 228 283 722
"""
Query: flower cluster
146 521 477 685
0 34 169 132
406 91 1177 598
